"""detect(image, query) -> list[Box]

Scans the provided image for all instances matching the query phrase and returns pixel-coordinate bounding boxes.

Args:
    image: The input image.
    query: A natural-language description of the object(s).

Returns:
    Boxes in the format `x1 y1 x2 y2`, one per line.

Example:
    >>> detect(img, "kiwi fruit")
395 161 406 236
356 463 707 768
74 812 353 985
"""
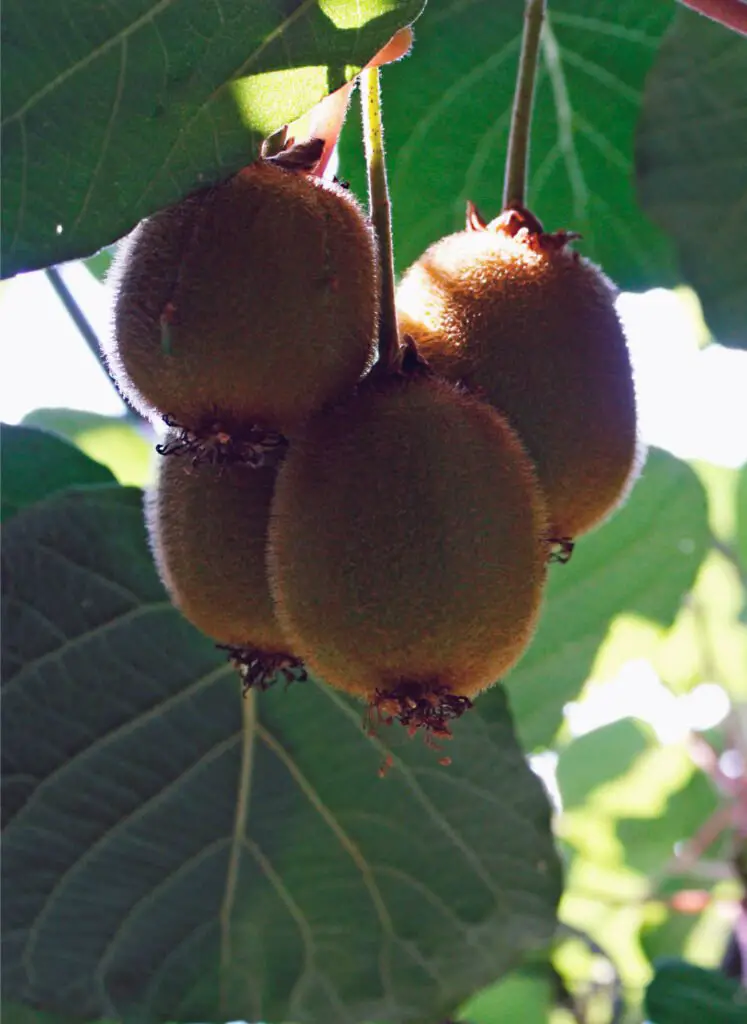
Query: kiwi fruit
108 155 379 440
268 369 548 734
396 207 641 541
147 439 302 690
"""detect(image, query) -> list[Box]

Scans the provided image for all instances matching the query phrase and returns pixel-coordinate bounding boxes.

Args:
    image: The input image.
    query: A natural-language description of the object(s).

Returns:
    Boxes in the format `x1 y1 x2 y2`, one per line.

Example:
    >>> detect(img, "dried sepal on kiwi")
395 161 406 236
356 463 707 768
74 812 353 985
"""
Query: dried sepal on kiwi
396 202 642 542
155 413 287 469
367 682 474 768
468 201 581 253
217 644 307 696
547 537 575 565
107 143 379 435
147 441 300 693
268 368 549 758
369 691 473 776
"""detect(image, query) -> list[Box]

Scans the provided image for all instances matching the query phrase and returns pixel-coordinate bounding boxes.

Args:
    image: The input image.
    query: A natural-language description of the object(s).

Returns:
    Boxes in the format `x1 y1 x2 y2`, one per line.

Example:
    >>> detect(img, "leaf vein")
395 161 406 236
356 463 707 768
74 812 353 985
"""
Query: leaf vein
95 836 231 1015
132 0 319 210
256 721 397 1006
541 17 589 223
69 37 129 240
220 690 257 1003
317 685 505 902
2 0 181 127
241 836 319 1019
1 601 174 696
19 732 241 981
392 36 519 195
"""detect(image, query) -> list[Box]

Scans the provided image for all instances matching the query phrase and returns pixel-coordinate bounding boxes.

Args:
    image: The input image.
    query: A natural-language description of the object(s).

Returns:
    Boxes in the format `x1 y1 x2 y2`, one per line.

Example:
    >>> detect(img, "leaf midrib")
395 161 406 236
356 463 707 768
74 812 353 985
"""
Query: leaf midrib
219 689 257 1008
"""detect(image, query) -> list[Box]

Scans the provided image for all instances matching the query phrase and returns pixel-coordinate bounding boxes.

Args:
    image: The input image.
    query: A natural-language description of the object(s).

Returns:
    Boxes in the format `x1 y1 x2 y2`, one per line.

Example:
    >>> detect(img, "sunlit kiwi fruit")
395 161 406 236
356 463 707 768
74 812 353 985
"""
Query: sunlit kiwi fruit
396 206 643 541
146 441 303 691
108 157 379 440
268 369 548 738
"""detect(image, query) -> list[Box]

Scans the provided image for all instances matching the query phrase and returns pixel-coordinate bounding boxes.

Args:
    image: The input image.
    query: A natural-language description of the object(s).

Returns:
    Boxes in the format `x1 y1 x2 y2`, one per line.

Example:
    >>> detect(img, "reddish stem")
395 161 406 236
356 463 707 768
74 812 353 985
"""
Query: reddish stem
679 0 747 35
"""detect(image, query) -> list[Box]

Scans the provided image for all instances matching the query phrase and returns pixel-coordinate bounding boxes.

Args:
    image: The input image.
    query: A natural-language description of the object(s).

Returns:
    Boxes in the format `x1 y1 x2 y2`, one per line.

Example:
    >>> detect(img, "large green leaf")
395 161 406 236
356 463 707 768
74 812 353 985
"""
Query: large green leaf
457 966 555 1024
636 9 747 348
645 959 747 1024
0 423 115 522
0 1005 110 1024
84 247 117 283
21 408 155 487
556 719 651 810
1 485 561 1024
339 0 678 292
482 449 710 751
1 0 424 278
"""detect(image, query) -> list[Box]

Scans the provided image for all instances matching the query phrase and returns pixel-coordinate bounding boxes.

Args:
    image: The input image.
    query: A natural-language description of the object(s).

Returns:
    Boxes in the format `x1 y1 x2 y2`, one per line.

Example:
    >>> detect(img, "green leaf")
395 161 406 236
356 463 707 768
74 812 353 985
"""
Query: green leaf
737 464 747 570
1 0 424 278
1 486 561 1023
616 769 719 877
0 1005 113 1024
639 909 700 973
84 247 117 283
0 423 116 521
485 449 710 751
339 0 678 292
457 966 554 1024
556 719 651 810
645 958 747 1024
636 10 747 349
21 408 155 487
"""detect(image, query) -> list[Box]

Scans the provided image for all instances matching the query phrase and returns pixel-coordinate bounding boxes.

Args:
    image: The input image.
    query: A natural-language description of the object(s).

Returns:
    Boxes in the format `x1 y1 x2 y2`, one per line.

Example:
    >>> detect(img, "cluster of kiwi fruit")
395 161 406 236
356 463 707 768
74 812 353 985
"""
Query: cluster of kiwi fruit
106 133 642 765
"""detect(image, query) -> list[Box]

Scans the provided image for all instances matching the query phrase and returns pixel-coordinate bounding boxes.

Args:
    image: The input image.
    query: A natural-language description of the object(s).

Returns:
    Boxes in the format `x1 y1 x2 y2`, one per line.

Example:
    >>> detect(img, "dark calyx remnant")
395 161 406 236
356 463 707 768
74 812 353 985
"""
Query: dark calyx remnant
262 136 325 173
370 680 474 739
547 537 575 565
156 414 287 468
217 644 307 697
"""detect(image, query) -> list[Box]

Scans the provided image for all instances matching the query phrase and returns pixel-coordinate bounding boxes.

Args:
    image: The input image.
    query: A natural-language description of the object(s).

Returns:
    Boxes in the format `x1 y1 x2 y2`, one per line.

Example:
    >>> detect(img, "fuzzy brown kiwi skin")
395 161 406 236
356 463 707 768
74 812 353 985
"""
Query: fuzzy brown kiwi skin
107 160 379 434
396 216 642 540
146 440 297 677
267 372 549 705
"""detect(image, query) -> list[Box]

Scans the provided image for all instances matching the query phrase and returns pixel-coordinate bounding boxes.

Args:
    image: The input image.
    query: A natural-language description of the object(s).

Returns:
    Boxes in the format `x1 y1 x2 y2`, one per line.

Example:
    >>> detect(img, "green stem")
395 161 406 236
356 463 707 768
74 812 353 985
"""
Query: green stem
503 0 547 210
360 66 400 371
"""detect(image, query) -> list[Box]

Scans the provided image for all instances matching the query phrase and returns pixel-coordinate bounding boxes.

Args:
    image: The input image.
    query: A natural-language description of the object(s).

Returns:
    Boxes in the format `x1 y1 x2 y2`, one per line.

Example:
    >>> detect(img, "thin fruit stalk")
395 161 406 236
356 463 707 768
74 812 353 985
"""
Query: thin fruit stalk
503 0 547 212
361 66 400 371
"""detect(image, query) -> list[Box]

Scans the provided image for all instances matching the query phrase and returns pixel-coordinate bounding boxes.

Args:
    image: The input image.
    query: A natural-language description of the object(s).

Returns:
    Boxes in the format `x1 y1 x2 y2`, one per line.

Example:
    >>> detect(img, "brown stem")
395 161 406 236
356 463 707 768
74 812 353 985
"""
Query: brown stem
503 0 547 210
